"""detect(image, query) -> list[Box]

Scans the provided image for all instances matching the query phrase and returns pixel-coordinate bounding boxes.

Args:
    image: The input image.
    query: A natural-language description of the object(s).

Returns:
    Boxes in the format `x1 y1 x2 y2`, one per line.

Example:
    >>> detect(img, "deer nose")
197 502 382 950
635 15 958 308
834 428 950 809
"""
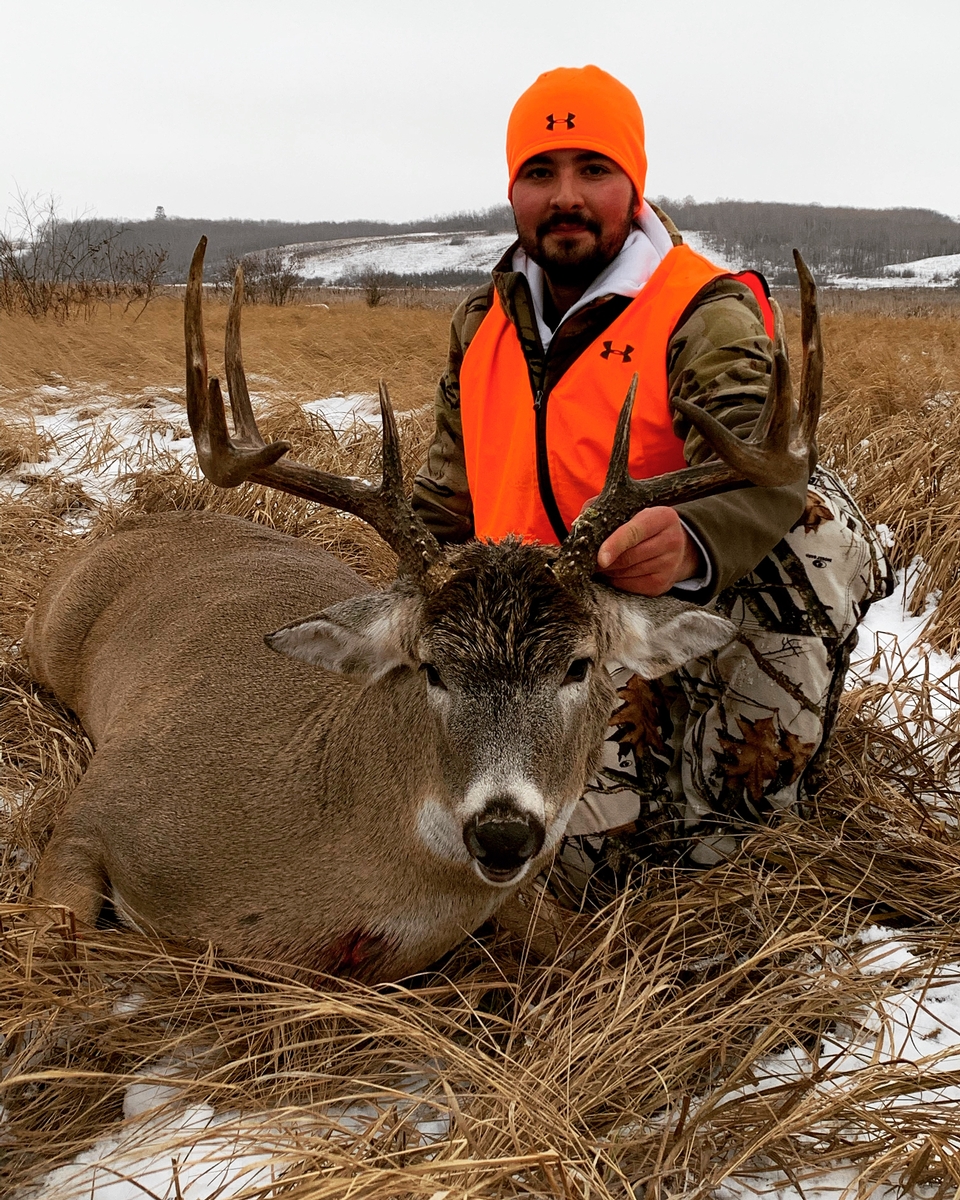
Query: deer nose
463 804 545 883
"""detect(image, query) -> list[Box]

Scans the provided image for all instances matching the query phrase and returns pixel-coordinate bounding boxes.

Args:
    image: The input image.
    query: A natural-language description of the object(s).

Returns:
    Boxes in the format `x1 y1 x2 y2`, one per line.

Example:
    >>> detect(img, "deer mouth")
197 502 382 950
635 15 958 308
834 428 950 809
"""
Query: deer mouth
475 860 526 885
463 808 545 886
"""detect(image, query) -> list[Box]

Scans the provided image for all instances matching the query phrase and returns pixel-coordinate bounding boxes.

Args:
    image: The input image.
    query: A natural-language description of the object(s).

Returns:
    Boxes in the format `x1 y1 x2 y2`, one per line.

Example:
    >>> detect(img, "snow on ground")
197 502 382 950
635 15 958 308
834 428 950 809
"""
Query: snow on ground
287 228 959 289
33 1071 292 1200
289 229 514 283
301 390 380 433
883 252 960 284
0 385 196 521
716 927 960 1200
33 1063 452 1200
682 231 745 271
849 548 960 740
827 252 960 289
0 388 385 528
851 548 956 684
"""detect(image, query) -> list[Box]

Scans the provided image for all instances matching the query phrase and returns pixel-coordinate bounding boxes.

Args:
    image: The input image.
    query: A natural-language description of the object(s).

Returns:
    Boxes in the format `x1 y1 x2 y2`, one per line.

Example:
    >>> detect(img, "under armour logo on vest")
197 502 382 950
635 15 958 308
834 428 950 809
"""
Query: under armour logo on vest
600 341 634 363
545 112 576 130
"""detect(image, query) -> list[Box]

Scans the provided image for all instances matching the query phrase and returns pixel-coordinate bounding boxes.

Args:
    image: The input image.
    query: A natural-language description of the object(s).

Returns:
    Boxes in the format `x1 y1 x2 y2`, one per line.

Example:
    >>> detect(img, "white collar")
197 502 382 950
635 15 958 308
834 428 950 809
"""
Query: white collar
511 201 675 350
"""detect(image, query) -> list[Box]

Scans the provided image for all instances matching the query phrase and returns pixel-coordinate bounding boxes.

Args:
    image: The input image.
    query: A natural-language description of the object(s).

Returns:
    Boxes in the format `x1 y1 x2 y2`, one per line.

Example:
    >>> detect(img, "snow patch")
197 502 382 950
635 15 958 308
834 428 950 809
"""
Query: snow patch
0 388 386 526
302 391 380 433
32 1062 455 1199
715 927 960 1200
290 229 514 283
848 557 960 735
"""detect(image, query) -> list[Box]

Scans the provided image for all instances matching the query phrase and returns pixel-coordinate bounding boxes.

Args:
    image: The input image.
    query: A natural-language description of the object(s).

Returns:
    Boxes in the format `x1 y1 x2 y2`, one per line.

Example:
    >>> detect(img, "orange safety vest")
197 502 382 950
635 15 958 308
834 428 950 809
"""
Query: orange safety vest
460 243 775 544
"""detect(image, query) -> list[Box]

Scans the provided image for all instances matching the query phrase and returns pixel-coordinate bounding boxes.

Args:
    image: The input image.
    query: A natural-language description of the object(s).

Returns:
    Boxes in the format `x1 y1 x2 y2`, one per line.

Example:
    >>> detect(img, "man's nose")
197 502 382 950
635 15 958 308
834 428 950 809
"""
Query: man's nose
549 165 585 210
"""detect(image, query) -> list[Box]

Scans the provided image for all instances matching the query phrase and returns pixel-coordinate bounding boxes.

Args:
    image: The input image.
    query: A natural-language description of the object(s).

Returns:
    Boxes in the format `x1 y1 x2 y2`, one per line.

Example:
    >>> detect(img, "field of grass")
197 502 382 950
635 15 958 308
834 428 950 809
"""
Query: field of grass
1 289 960 1198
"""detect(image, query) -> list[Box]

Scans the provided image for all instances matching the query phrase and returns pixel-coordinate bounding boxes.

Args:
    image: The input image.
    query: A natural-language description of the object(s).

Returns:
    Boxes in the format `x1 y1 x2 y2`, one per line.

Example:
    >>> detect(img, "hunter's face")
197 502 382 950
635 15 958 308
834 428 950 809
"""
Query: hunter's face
511 149 639 289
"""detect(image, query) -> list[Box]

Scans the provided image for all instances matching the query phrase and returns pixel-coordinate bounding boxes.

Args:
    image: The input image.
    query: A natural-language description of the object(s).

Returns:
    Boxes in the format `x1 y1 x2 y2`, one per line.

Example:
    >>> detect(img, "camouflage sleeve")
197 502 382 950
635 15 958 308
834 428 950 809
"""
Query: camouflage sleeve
669 278 809 599
411 286 492 543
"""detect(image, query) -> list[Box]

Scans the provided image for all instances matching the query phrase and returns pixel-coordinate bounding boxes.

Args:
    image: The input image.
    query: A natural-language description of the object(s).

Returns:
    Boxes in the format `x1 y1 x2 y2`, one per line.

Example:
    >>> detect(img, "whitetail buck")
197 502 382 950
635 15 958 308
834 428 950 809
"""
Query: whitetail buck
25 241 821 981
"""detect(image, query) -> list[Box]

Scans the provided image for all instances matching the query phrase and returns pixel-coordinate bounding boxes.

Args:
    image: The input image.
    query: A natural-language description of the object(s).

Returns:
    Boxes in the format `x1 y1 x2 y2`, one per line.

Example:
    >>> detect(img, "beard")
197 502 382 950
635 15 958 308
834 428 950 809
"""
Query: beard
517 206 636 290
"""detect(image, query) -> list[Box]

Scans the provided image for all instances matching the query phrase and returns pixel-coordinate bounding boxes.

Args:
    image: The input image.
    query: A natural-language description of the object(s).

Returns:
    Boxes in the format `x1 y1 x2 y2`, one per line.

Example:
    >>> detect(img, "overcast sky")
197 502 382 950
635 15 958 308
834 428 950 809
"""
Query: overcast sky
3 0 958 225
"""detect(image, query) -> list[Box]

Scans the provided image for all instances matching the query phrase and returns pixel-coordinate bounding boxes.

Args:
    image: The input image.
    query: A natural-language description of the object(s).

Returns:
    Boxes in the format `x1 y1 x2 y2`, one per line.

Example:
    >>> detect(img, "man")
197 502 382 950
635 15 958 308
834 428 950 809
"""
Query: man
413 66 890 893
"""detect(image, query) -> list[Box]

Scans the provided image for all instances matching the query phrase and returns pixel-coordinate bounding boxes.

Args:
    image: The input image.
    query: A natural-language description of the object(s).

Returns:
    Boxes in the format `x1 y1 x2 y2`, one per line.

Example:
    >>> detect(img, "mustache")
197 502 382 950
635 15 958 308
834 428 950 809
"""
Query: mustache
536 213 602 238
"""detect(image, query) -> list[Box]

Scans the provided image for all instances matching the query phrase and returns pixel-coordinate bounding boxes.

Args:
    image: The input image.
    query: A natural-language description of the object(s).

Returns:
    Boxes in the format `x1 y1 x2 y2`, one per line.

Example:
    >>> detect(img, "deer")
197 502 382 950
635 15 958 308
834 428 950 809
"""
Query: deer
23 240 821 982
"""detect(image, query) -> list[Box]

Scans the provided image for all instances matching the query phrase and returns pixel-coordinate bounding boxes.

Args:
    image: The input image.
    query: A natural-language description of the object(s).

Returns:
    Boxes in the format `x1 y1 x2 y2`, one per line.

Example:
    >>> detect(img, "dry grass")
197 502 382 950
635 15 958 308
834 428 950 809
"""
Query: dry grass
1 290 960 1196
0 293 451 411
779 296 960 652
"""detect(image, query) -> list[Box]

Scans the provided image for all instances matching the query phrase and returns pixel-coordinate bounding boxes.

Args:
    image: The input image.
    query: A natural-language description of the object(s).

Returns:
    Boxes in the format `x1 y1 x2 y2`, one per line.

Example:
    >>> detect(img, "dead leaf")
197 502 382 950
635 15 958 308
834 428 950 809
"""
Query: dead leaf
612 674 665 753
716 715 815 803
792 489 835 535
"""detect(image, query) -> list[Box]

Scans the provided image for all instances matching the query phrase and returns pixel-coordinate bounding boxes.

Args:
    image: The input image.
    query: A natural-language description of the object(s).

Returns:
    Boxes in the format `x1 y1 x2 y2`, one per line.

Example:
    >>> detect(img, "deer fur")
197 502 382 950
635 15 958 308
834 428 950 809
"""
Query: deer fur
25 509 734 981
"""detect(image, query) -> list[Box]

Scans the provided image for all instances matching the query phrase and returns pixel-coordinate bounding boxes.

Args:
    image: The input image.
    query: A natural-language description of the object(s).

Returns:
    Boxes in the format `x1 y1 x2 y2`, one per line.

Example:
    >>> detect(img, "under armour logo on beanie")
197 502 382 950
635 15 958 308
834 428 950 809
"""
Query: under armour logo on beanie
545 112 576 130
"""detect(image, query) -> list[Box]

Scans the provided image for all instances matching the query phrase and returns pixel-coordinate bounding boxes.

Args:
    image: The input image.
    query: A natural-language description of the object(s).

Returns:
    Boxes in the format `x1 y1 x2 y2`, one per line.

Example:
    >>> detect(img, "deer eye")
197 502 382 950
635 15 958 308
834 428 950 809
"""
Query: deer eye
420 662 446 690
563 657 592 685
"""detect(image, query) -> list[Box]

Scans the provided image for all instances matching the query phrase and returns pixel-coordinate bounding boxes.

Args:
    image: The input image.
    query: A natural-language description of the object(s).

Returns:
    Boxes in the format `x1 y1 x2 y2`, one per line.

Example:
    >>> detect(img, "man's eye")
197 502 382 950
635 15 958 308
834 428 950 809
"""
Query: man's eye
563 658 592 685
420 662 446 690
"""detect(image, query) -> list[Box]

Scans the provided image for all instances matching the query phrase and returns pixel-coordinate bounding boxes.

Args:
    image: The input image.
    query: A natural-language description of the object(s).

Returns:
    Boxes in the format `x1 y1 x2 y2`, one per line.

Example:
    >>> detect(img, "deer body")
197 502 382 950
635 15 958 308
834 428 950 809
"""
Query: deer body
27 513 565 977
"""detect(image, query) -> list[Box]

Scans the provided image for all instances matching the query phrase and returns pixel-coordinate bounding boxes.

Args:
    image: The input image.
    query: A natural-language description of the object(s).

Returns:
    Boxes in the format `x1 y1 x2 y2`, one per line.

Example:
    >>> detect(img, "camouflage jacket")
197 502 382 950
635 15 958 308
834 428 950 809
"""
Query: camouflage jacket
411 206 808 600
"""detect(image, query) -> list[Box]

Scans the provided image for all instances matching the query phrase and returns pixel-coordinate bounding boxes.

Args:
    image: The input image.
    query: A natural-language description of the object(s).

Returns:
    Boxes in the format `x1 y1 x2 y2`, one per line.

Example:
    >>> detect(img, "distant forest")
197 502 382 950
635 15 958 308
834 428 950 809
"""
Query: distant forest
106 201 960 283
654 199 960 281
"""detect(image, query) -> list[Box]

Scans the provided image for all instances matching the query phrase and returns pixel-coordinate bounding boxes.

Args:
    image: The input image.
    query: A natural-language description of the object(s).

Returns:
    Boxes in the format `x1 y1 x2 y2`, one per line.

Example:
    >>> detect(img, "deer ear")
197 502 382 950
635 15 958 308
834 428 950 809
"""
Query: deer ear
604 592 736 679
265 589 421 681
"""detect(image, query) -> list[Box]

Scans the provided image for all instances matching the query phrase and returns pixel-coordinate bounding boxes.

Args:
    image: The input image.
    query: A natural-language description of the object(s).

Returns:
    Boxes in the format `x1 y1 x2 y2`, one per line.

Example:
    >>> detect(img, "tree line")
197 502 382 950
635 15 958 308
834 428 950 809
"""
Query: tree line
130 200 959 284
653 198 960 280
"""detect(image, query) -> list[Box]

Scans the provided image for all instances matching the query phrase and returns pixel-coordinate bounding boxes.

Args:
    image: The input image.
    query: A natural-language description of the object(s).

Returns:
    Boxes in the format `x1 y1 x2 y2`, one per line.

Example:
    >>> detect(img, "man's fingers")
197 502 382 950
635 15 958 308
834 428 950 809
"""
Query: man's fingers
597 507 677 569
602 529 677 570
605 551 678 582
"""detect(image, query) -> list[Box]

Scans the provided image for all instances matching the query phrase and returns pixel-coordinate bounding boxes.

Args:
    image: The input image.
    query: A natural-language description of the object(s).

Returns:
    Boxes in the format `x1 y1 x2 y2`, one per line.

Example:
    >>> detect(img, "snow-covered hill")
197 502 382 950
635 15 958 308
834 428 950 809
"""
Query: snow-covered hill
288 227 744 284
289 230 514 282
883 251 960 283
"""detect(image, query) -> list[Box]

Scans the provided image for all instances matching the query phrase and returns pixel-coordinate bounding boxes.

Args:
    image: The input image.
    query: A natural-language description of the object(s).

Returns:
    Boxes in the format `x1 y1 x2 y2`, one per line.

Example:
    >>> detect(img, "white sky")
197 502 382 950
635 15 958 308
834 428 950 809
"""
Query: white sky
2 0 958 225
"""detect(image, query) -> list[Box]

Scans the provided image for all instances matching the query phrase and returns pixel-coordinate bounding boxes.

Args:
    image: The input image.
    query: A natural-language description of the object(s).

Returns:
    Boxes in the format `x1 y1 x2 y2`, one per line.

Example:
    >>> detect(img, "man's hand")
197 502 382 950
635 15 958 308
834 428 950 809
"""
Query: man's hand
594 506 702 596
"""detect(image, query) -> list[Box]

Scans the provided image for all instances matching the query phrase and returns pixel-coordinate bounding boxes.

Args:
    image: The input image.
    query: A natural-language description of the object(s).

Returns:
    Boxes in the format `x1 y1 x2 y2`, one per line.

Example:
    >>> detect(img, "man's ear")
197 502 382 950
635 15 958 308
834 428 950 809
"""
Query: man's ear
265 589 421 681
598 589 737 679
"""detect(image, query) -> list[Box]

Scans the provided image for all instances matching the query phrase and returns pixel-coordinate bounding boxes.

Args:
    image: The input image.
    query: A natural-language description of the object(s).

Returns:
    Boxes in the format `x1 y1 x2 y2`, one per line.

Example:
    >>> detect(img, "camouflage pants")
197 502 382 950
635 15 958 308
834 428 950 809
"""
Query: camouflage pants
554 468 893 900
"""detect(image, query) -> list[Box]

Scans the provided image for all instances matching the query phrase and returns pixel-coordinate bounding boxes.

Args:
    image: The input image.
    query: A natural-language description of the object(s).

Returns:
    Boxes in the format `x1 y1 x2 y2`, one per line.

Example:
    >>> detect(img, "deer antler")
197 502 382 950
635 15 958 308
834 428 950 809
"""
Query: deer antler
554 250 822 584
184 237 446 584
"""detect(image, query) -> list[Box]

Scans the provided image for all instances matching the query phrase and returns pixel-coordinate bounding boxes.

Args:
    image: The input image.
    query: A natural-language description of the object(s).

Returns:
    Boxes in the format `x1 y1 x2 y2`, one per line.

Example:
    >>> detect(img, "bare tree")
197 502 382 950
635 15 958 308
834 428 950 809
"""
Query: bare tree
0 190 167 319
216 248 302 306
359 267 386 307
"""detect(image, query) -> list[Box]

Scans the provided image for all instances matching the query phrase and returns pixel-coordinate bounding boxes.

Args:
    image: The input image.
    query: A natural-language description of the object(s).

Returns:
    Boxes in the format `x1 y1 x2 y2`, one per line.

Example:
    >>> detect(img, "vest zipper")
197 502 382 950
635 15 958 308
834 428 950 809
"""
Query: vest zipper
532 385 570 543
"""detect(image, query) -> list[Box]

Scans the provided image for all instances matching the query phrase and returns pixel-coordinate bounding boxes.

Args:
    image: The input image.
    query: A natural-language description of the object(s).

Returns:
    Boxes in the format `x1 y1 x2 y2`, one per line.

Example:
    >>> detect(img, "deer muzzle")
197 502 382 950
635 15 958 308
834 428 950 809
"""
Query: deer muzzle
463 803 546 884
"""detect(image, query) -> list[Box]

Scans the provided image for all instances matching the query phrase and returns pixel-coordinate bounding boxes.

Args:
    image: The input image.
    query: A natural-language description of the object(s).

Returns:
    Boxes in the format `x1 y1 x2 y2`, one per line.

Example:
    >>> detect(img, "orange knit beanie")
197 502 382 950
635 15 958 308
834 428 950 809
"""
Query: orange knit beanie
506 65 647 202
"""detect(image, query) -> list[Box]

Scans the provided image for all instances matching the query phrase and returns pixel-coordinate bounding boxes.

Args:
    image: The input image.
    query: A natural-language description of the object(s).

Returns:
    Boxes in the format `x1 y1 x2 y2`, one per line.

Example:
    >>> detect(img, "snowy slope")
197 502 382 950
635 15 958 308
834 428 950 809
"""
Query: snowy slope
883 251 960 282
289 230 514 282
289 229 960 288
288 227 746 283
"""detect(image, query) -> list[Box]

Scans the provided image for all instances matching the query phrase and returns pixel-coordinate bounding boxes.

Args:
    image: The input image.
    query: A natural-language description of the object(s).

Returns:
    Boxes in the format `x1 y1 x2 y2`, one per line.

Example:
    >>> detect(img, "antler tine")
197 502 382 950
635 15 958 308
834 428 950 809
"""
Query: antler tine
555 257 822 586
184 238 446 583
553 376 735 583
794 248 823 454
186 238 292 486
224 262 269 445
